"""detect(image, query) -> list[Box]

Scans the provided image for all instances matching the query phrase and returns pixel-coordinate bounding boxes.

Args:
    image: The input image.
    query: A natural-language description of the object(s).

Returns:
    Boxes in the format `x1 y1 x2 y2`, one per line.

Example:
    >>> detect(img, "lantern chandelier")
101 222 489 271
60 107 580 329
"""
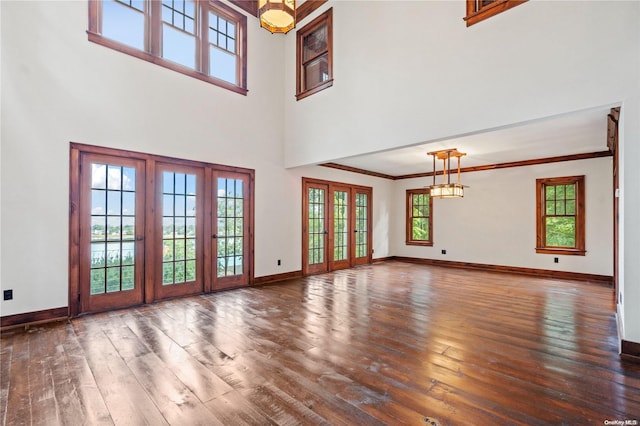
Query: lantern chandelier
427 148 468 198
259 0 296 34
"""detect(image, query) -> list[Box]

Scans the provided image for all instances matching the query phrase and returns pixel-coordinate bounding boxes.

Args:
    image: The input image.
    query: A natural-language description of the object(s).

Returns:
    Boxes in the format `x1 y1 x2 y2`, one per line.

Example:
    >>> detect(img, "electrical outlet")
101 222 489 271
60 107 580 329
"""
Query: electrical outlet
3 289 13 301
554 257 559 263
277 259 281 266
441 249 446 255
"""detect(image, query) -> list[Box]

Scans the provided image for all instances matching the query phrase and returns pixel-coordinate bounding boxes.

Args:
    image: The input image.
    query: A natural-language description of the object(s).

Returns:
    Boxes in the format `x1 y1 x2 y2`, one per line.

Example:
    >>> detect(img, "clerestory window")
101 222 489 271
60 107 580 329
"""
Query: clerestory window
296 8 333 100
88 0 247 94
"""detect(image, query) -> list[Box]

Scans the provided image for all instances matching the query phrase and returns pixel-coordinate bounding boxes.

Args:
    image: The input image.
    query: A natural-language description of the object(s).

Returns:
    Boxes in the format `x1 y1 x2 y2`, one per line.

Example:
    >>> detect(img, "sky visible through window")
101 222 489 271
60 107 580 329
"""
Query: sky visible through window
101 0 237 85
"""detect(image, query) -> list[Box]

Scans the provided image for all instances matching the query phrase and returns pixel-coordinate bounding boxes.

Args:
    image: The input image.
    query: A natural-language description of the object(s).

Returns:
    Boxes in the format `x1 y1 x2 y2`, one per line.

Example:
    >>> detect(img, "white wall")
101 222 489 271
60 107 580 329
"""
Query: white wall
284 1 638 167
620 94 640 343
392 158 612 276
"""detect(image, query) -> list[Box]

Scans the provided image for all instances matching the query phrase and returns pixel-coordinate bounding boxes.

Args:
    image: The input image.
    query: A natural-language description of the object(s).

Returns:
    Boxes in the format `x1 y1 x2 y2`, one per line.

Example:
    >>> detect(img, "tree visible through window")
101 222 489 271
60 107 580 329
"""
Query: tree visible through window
536 176 585 255
406 189 433 246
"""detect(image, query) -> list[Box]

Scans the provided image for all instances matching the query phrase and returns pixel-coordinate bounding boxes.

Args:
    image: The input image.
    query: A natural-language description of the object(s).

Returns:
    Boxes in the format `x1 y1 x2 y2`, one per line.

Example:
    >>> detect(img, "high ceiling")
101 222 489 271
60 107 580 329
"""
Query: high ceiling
324 106 614 178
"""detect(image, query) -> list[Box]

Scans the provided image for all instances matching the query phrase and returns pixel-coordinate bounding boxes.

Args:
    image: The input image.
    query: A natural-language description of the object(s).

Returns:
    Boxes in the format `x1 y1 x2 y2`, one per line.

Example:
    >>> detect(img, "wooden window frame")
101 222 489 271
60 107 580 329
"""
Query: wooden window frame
406 189 433 247
69 142 255 316
464 0 527 27
296 8 333 101
87 0 248 95
535 175 586 256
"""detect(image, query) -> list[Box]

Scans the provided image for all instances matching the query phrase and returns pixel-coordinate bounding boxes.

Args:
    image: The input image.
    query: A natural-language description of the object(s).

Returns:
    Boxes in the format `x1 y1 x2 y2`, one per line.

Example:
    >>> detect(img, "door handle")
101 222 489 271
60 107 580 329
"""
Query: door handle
136 236 144 241
212 234 218 239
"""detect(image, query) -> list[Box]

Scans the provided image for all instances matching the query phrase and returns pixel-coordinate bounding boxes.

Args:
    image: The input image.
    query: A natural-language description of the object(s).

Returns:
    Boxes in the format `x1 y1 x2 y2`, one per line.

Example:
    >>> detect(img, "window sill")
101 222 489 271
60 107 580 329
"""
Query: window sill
87 32 248 96
464 0 527 27
296 79 334 101
535 247 586 256
406 241 434 247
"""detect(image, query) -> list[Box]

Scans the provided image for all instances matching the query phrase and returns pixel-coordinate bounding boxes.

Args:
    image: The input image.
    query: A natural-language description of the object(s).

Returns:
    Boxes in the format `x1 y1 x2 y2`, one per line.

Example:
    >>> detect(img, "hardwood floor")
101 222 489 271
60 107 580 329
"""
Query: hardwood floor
2 261 640 425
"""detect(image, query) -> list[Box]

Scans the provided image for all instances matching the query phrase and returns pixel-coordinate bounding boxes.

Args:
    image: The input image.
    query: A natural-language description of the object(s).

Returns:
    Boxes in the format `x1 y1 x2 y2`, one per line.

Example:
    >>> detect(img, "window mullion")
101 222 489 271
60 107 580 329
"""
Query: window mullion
199 3 209 75
302 49 327 67
148 0 162 56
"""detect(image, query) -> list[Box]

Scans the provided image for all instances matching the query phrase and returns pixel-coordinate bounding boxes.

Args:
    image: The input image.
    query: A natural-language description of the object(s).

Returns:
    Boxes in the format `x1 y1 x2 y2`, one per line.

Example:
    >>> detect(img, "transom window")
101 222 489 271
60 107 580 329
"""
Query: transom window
406 189 433 246
536 175 586 256
88 0 247 94
296 8 333 100
464 0 527 27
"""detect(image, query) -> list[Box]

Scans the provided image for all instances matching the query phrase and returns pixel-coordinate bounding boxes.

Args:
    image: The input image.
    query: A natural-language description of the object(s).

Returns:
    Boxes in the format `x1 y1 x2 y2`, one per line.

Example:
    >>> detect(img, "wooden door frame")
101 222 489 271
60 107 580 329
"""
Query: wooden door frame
608 107 620 303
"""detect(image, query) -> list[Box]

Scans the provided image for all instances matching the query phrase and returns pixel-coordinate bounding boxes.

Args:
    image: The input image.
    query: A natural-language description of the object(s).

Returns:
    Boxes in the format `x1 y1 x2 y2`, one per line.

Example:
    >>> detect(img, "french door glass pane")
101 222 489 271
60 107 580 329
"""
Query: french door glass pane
333 191 348 261
355 193 368 258
216 178 244 277
90 163 136 294
162 171 197 285
308 188 325 264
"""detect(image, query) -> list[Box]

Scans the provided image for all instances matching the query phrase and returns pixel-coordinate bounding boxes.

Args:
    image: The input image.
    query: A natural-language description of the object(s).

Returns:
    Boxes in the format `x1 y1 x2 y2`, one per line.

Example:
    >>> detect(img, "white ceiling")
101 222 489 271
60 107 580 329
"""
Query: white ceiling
326 106 614 177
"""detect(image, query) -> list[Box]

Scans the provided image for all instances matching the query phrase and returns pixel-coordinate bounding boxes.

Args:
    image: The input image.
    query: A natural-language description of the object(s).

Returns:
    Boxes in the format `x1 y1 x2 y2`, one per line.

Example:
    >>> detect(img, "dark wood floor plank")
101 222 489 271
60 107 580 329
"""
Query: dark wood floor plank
2 330 31 426
72 316 170 426
2 261 640 424
27 330 62 425
237 381 332 426
97 312 225 425
120 308 235 402
204 389 276 425
47 324 112 425
0 338 13 424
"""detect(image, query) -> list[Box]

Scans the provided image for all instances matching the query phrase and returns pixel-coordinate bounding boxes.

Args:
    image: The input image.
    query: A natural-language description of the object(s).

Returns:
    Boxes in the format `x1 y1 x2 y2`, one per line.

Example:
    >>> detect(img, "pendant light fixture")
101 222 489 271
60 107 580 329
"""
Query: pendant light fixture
258 0 296 34
427 148 467 198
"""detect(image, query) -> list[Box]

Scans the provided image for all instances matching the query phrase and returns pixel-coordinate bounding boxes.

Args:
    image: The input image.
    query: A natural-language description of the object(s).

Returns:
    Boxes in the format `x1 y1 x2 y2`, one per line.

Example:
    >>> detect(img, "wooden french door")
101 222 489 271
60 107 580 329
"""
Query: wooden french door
303 178 372 275
303 181 330 275
79 153 146 313
154 163 205 300
212 171 252 290
70 144 255 316
330 185 351 271
352 188 372 266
